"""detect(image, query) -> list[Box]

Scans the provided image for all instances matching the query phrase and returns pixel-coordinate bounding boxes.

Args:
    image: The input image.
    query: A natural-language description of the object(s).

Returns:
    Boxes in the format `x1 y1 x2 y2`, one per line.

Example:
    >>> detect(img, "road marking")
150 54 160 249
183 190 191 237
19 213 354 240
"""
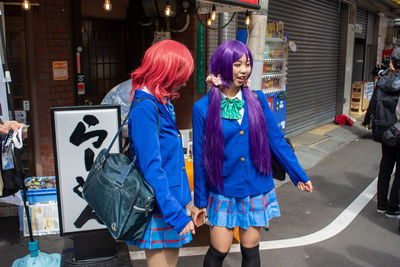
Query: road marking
130 177 377 260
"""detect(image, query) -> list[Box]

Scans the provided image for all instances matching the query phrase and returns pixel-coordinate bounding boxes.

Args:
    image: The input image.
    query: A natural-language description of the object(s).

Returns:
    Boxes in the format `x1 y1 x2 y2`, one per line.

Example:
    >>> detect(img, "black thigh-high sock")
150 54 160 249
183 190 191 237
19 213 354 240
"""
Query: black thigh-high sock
240 244 260 267
203 244 229 267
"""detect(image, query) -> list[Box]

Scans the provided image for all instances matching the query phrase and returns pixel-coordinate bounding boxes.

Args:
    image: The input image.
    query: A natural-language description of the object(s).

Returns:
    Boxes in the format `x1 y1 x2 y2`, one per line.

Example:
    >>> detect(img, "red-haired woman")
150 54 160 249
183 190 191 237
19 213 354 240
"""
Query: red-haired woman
126 40 195 266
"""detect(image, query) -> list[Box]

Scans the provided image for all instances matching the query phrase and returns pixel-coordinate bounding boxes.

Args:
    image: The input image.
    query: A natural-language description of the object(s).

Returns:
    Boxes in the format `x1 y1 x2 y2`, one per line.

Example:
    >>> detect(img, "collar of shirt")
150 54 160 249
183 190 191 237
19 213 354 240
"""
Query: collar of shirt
140 86 174 118
140 86 151 95
219 88 244 124
220 88 243 100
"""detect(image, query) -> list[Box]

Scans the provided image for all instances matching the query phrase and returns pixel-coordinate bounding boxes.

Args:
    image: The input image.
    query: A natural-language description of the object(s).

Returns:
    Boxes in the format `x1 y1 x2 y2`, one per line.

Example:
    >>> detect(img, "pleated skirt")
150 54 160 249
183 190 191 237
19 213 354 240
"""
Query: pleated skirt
206 189 281 229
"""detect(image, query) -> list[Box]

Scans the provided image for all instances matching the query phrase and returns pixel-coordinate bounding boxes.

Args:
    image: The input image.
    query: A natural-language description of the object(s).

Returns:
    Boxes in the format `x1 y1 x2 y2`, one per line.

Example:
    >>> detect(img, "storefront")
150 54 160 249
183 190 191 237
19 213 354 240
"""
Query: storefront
0 0 262 176
1 0 200 177
3 0 397 177
267 0 344 135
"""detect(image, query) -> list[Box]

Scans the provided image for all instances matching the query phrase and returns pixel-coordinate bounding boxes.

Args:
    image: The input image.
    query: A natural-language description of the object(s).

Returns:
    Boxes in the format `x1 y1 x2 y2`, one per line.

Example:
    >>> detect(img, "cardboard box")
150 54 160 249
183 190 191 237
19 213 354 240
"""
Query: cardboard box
351 82 374 111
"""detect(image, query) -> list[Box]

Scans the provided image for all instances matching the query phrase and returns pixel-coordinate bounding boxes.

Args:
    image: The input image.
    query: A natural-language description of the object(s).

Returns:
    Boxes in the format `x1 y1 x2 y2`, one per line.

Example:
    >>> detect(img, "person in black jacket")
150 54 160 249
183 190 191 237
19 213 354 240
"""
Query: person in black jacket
363 48 400 218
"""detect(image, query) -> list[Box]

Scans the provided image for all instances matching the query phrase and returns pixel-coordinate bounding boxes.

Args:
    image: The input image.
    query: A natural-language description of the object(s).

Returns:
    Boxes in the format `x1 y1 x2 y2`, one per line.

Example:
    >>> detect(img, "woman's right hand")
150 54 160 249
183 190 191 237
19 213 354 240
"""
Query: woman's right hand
179 220 195 236
191 206 208 226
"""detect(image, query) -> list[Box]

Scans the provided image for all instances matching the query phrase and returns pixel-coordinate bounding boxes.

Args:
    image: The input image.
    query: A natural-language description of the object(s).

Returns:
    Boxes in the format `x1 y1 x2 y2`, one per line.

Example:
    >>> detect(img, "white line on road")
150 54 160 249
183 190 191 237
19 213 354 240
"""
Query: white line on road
130 177 378 260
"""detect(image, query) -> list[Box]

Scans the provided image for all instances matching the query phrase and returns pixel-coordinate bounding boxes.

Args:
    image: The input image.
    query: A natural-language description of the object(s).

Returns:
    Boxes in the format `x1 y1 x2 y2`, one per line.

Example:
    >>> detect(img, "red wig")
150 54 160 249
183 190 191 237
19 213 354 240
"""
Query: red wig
130 40 194 104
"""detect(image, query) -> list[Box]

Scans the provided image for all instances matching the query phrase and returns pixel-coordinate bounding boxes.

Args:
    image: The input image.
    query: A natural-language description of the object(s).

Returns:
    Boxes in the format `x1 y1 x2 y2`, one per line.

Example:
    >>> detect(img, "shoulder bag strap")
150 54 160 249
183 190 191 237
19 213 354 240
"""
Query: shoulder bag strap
104 97 160 159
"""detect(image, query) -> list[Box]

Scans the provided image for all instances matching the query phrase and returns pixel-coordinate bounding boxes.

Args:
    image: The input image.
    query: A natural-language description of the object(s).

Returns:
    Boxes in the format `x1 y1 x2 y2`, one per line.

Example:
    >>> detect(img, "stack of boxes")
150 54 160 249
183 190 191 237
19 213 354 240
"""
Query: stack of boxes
350 82 374 114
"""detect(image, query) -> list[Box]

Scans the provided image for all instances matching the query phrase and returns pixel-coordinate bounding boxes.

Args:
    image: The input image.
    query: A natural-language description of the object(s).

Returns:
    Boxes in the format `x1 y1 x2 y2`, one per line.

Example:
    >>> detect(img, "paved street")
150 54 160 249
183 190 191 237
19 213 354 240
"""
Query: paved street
1 121 399 266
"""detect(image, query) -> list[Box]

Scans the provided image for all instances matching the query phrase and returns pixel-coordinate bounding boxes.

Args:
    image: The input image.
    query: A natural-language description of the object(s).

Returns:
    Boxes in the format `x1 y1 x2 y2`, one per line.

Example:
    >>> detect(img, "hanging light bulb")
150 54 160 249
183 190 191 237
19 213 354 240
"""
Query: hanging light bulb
103 0 112 12
207 16 212 26
245 10 251 25
164 3 172 17
211 4 216 21
22 0 31 10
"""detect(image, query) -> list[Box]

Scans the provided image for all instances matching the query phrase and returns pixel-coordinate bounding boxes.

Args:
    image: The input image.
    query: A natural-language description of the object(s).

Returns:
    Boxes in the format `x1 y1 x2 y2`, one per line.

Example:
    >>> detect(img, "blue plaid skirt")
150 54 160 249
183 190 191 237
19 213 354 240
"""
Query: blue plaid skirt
126 214 192 250
207 189 281 229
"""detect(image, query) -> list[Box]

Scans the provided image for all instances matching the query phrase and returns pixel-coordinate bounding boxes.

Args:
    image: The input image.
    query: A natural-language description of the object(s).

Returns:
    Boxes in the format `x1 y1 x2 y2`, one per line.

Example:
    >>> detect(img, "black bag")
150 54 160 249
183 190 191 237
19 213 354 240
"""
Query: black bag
83 97 157 241
271 138 294 181
383 122 400 146
0 135 24 197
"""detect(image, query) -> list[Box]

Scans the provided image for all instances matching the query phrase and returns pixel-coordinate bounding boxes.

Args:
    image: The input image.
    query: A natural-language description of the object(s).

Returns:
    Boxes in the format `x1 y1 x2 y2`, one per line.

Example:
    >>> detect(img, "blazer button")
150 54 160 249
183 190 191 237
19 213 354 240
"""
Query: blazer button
239 130 244 135
182 166 186 170
178 133 181 138
240 157 245 162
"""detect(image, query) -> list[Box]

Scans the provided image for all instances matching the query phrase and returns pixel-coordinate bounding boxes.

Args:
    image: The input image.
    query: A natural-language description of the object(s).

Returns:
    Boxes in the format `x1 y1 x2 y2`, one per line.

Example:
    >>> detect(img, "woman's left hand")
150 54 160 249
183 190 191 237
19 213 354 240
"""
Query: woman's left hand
297 181 313 193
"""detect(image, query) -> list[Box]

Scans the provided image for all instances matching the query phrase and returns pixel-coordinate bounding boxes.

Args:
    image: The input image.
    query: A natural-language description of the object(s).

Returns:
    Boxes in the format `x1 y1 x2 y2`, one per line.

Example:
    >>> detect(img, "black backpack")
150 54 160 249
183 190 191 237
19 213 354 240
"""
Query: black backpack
0 135 24 197
372 87 400 143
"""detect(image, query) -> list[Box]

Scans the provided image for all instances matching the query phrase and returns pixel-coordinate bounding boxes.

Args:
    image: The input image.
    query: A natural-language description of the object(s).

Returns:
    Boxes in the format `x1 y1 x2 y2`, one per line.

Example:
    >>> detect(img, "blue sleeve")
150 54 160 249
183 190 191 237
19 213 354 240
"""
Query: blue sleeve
192 102 209 208
130 101 191 233
256 91 309 185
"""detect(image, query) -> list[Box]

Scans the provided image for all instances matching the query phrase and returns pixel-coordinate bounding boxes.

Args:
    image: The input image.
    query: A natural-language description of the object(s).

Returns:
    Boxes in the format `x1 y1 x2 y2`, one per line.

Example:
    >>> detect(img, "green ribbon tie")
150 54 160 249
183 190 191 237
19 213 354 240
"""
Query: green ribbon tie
221 97 244 120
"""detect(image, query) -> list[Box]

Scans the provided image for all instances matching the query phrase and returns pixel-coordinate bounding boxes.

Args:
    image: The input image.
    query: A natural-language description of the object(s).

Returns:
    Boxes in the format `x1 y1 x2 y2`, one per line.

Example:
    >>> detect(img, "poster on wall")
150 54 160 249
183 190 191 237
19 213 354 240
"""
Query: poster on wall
51 105 121 235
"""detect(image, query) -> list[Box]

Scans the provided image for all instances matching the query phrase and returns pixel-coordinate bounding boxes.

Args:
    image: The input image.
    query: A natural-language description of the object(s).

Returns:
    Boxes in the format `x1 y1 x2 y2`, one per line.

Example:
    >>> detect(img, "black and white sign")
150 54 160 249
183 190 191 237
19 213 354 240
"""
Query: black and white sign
51 105 121 235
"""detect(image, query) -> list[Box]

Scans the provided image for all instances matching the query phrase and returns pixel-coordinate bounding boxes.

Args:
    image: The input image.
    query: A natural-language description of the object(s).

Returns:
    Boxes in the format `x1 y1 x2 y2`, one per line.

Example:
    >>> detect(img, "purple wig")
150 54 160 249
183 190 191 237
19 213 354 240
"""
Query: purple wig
203 40 272 190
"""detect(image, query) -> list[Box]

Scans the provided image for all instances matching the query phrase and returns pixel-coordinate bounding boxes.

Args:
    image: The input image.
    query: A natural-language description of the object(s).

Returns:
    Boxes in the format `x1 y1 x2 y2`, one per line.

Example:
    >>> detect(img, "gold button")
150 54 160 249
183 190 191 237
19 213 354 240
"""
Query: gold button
178 134 181 138
240 157 245 162
182 166 186 170
239 130 244 135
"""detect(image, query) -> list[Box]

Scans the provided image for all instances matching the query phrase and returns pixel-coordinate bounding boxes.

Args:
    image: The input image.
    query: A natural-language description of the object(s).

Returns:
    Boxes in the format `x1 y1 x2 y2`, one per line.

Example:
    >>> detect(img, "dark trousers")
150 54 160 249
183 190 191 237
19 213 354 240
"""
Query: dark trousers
377 144 400 211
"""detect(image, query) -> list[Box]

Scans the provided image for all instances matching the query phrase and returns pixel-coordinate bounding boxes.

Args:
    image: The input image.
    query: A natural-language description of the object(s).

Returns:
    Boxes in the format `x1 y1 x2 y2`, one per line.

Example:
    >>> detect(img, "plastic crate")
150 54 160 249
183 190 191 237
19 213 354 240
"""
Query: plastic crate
20 188 57 204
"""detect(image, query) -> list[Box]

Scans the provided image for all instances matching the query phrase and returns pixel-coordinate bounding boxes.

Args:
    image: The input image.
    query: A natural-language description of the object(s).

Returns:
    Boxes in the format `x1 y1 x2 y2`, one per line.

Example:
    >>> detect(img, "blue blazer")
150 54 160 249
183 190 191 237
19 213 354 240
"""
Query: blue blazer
128 90 192 233
192 90 309 208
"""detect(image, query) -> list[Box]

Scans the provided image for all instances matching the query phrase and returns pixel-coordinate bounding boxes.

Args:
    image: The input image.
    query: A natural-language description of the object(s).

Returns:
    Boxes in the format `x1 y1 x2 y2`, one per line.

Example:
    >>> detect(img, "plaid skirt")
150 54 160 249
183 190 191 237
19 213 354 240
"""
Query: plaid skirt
207 189 281 229
126 214 192 250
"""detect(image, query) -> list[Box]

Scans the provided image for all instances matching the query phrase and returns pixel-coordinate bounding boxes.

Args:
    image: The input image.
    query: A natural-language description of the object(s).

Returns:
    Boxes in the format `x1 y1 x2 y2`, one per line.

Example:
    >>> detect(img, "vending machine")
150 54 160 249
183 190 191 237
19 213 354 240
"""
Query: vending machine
262 36 288 134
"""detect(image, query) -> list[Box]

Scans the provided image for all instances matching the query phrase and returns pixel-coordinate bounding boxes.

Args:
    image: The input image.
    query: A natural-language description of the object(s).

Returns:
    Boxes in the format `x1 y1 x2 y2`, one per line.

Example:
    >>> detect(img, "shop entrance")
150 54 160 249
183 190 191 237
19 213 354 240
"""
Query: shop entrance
353 39 366 82
4 11 35 176
79 18 128 105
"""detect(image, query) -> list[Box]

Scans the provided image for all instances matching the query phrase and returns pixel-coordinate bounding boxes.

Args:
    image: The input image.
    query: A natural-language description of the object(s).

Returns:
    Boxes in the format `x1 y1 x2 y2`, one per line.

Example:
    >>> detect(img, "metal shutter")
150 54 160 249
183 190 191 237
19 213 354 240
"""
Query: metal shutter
267 0 341 135
355 8 368 39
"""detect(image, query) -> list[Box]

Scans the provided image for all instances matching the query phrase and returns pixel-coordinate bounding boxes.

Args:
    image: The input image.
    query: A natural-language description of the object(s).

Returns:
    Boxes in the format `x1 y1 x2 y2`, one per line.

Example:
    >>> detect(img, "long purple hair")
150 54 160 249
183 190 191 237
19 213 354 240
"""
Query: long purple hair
203 40 272 190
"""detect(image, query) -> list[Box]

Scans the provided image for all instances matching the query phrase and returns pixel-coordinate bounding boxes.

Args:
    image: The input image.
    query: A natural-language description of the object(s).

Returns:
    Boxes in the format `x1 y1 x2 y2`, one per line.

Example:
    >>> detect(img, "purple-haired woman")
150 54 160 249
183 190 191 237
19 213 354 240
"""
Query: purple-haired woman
191 40 312 267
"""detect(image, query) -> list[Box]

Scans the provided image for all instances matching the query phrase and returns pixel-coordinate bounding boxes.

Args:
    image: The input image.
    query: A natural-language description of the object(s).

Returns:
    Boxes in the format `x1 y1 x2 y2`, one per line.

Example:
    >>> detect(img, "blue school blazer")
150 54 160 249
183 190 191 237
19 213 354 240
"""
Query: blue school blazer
128 90 192 233
192 90 309 208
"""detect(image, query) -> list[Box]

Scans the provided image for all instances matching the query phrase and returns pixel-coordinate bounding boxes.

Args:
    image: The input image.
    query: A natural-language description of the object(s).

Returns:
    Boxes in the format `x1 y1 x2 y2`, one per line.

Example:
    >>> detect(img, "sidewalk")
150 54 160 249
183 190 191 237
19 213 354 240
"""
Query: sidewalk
280 118 368 186
1 117 380 266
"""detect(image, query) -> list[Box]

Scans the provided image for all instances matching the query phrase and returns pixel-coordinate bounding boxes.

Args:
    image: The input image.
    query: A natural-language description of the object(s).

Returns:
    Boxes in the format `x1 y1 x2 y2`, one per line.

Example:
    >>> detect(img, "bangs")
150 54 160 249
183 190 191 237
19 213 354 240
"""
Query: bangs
209 40 253 88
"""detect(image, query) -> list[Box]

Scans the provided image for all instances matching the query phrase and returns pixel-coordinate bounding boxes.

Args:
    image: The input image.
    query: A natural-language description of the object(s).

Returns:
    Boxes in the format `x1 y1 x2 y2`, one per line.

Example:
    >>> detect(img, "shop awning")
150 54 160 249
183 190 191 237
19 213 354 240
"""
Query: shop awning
197 0 260 14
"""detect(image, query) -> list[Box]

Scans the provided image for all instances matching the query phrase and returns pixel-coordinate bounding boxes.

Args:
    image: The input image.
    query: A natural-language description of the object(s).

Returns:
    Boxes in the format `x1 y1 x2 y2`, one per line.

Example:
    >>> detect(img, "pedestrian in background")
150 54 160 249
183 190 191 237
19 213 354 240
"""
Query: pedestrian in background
125 40 195 267
363 48 400 219
191 40 312 267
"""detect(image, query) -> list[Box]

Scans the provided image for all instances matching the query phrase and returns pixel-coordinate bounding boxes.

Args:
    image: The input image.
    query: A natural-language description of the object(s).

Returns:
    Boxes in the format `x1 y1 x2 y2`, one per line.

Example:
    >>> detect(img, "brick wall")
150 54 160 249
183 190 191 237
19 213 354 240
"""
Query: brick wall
29 6 201 175
31 0 75 176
